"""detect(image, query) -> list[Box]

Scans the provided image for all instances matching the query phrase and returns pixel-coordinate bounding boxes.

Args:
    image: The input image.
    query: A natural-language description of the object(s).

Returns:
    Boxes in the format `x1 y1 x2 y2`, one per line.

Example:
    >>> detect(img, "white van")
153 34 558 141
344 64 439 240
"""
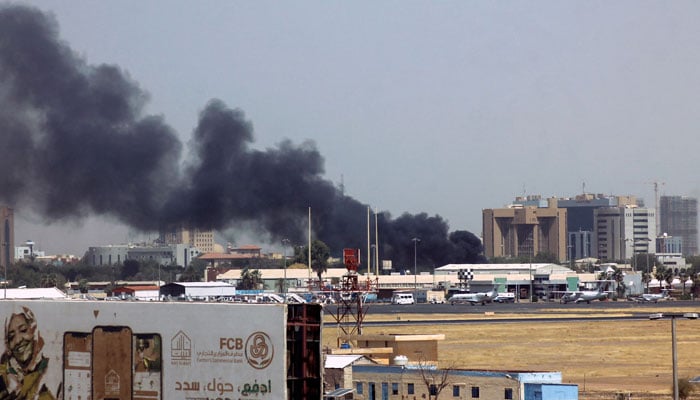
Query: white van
392 292 415 305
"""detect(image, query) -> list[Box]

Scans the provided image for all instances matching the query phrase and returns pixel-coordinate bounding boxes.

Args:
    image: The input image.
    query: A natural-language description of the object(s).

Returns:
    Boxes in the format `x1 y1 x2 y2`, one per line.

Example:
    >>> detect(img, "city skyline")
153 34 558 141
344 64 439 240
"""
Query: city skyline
5 1 700 255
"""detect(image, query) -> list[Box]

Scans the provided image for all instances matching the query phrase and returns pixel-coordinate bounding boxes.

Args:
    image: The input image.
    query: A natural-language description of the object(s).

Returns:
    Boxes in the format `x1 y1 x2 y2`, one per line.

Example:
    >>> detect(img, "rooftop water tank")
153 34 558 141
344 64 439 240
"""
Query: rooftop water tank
393 355 408 366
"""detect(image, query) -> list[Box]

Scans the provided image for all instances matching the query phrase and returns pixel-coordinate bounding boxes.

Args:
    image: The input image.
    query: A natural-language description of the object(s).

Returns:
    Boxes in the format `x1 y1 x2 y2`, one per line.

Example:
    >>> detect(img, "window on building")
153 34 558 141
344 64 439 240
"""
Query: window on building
471 386 480 398
407 383 414 395
505 388 513 399
453 386 460 397
429 384 437 396
356 382 363 395
392 383 399 395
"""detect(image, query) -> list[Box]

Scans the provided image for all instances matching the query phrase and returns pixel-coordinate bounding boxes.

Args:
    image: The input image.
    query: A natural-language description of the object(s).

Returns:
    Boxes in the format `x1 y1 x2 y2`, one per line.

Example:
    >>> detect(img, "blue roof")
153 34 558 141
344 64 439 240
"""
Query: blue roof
324 388 354 398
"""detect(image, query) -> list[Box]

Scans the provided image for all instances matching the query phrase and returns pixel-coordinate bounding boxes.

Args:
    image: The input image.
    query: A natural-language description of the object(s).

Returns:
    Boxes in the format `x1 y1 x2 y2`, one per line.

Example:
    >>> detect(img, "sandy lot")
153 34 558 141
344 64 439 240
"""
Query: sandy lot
323 306 700 398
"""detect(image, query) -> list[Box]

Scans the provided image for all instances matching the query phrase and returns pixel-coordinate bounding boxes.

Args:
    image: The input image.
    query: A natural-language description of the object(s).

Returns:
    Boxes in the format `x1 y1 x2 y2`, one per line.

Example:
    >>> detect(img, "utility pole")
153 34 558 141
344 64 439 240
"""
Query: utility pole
412 238 420 290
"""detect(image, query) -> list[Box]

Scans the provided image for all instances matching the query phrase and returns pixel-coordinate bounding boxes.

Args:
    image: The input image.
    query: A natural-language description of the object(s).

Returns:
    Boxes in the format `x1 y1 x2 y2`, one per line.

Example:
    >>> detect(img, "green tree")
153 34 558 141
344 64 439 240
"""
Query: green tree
642 272 652 294
607 265 626 298
122 259 141 279
40 272 59 288
654 265 674 293
237 267 263 290
294 240 330 287
179 265 201 282
685 256 700 275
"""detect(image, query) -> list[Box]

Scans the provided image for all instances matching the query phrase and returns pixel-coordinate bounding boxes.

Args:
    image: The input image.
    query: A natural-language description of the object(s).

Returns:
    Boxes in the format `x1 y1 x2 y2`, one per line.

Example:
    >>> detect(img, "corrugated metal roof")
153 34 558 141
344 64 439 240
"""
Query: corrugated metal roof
325 355 366 369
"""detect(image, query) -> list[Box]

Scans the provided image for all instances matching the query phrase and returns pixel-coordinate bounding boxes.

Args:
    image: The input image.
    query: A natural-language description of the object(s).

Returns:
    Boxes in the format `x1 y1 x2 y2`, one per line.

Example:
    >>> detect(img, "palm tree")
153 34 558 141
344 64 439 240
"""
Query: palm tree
294 240 330 289
238 267 263 290
642 272 652 294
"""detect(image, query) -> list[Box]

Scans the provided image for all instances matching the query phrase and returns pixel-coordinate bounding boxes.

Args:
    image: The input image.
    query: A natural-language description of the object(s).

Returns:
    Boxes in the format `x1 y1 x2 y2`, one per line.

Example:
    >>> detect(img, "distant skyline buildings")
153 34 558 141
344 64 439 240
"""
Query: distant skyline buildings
659 195 698 256
482 192 693 263
159 226 218 254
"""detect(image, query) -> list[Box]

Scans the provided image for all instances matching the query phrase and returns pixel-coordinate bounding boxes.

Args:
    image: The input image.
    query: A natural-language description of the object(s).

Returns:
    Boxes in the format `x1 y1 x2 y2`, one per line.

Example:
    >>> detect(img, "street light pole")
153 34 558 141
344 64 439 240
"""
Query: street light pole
412 238 420 290
2 241 6 300
649 312 699 400
282 239 289 303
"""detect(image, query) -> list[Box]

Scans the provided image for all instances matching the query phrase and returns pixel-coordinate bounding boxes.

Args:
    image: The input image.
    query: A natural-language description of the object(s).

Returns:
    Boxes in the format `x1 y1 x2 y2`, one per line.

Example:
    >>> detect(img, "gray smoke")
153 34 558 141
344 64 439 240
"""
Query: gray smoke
0 4 484 267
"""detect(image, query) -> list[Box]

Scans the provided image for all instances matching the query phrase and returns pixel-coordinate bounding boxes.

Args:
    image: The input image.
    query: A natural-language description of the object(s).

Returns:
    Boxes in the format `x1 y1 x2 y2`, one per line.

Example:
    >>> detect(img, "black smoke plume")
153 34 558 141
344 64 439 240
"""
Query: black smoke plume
0 5 485 269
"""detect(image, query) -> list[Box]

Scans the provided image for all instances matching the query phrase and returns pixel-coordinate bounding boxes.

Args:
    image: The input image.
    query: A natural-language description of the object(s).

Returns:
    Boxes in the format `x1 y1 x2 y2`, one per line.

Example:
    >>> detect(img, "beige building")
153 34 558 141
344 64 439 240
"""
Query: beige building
325 333 576 400
483 198 567 262
161 226 216 253
331 333 444 366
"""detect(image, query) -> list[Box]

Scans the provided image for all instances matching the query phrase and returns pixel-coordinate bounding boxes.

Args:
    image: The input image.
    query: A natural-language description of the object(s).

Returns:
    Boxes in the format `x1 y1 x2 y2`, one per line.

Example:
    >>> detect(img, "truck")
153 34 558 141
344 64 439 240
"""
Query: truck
0 300 322 400
493 292 516 303
391 292 415 305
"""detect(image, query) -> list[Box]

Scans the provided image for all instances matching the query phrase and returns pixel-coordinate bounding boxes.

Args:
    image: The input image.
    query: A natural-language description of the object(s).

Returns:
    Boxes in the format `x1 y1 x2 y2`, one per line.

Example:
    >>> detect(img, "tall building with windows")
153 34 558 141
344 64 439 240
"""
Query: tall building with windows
593 206 655 261
660 195 698 256
513 194 638 260
160 226 216 254
0 206 13 269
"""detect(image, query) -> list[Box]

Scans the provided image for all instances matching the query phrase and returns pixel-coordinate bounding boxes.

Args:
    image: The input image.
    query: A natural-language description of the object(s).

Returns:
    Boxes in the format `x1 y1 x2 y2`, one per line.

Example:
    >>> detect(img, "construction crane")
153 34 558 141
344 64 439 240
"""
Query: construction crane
645 181 665 237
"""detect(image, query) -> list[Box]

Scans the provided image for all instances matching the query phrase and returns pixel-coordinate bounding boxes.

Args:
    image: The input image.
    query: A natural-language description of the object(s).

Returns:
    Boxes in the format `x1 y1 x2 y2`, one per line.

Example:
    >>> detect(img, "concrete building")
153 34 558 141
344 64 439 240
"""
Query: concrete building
160 226 217 253
0 206 13 270
351 365 577 400
112 284 160 300
513 194 639 261
482 198 567 262
594 206 655 261
324 355 375 394
84 243 200 267
660 195 698 255
329 329 577 400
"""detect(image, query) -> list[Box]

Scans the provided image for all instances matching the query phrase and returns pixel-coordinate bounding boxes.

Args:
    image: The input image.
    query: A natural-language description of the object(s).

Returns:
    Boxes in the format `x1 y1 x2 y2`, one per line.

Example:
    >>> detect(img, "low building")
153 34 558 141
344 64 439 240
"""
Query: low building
83 243 200 267
158 281 236 300
1 287 67 300
351 365 577 400
112 285 161 301
324 355 374 394
332 333 444 366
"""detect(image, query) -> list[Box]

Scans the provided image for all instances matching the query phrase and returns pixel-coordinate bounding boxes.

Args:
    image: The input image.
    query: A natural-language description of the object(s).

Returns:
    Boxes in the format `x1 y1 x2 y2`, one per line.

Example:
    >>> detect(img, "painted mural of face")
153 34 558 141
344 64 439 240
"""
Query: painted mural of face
6 313 35 367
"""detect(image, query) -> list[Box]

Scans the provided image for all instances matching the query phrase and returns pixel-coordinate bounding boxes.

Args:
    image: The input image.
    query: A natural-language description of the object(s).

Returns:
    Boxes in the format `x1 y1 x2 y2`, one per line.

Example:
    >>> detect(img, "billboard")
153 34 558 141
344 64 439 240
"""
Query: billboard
0 300 288 400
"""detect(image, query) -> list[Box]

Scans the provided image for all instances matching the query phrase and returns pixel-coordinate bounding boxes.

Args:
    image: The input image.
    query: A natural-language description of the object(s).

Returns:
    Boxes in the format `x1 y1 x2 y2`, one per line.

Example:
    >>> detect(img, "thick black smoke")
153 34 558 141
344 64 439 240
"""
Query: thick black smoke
0 5 485 269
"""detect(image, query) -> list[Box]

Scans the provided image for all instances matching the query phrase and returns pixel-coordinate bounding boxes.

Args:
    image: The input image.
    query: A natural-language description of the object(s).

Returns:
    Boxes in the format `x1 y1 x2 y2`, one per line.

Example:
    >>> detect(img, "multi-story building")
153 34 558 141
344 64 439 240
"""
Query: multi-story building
482 198 567 262
84 243 200 267
514 194 638 260
160 226 216 253
660 195 698 256
593 206 655 261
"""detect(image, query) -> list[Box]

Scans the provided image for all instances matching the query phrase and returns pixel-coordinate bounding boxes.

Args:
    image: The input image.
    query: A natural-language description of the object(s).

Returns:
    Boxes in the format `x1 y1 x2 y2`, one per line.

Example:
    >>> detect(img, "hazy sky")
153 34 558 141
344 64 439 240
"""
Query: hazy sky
10 1 700 255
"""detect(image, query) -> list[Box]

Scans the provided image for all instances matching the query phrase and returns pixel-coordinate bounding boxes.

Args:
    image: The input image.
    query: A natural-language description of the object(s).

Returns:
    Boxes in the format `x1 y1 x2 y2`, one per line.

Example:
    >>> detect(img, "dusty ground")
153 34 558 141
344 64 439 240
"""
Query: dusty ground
323 306 700 398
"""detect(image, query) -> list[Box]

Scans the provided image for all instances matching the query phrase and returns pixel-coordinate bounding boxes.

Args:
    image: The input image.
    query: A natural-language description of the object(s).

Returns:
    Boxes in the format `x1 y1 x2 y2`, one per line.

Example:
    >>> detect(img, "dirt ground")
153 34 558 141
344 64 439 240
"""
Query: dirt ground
323 306 700 398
